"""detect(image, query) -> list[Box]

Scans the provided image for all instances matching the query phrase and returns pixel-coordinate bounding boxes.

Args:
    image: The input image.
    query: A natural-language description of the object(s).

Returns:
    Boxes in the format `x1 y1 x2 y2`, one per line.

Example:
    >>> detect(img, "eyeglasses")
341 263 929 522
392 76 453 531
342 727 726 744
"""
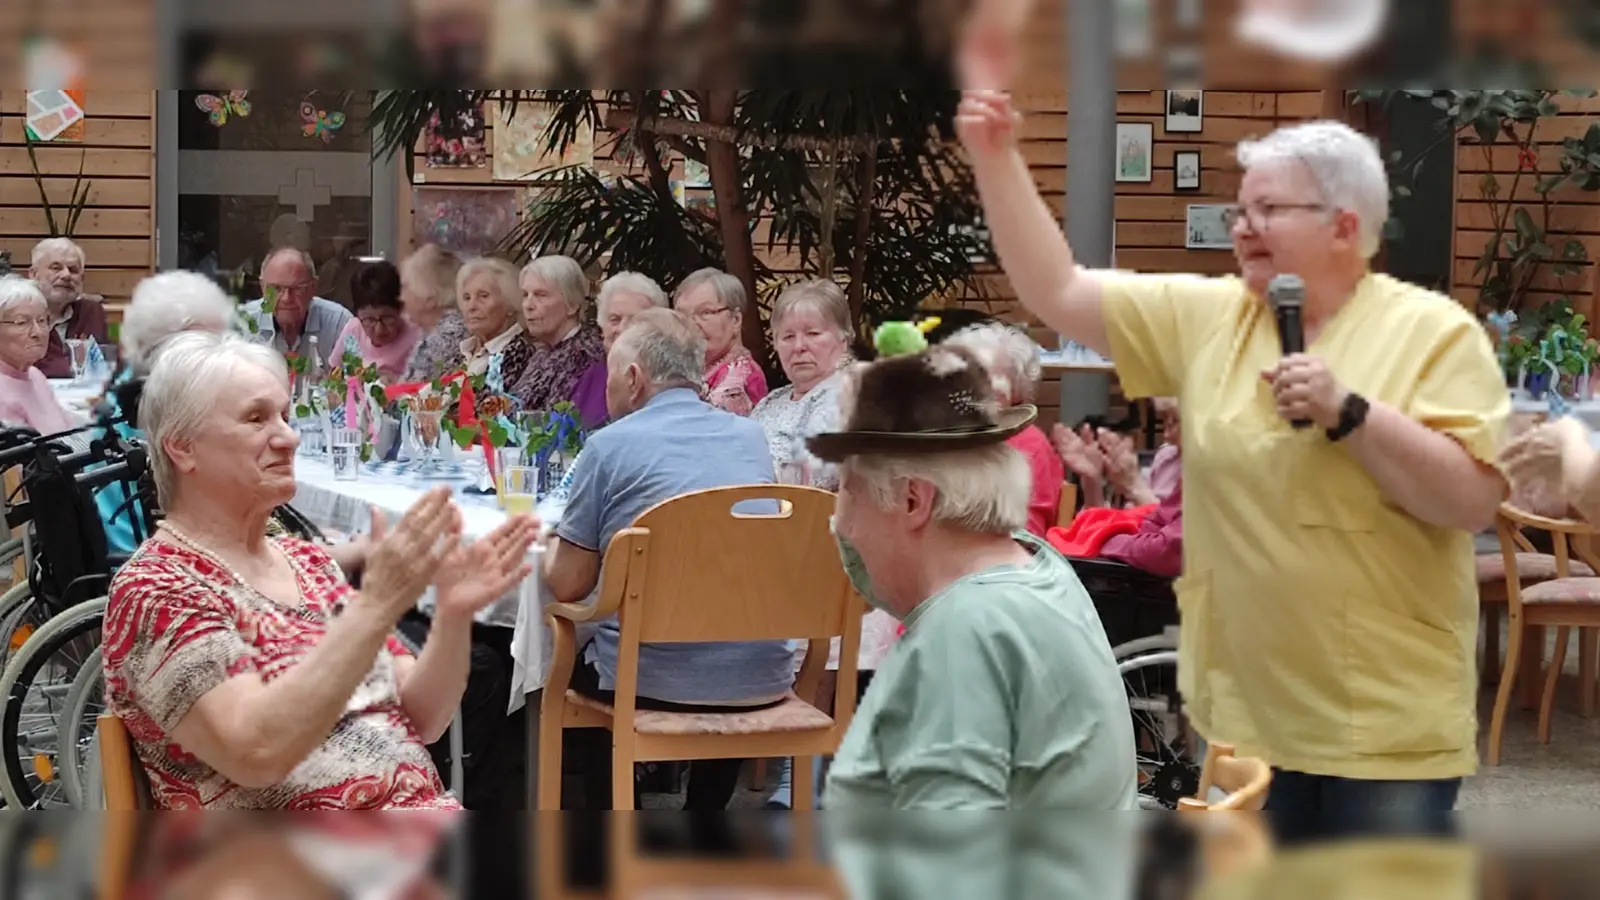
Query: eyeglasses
263 280 315 294
0 317 49 332
359 313 402 328
687 307 732 323
1221 202 1330 231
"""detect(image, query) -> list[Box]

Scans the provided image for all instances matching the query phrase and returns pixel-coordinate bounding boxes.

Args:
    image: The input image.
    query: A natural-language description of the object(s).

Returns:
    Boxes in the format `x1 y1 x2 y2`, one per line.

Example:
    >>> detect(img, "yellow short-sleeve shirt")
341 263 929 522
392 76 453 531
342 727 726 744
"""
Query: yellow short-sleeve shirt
1102 271 1508 780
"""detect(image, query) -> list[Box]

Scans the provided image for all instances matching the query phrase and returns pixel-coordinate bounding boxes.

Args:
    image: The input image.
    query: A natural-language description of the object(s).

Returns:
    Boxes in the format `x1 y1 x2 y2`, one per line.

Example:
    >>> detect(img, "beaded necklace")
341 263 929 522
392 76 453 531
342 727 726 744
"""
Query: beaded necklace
156 520 324 622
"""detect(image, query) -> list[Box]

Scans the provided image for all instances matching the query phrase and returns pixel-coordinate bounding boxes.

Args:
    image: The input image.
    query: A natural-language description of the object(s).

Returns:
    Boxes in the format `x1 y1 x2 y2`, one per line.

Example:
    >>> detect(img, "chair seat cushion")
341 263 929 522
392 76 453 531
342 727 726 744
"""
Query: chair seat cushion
1520 577 1600 605
566 690 835 736
1476 553 1594 583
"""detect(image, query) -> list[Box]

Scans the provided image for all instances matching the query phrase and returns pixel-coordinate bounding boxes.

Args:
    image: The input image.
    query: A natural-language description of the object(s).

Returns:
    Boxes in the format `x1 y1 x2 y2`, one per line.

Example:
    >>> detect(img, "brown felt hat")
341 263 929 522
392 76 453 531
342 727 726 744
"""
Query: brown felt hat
807 345 1036 463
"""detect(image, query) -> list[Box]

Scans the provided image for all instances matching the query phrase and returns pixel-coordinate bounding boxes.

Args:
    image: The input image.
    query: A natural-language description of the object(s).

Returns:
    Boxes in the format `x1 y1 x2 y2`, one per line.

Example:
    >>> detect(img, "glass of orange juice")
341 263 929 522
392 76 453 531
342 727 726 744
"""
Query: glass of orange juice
501 465 537 516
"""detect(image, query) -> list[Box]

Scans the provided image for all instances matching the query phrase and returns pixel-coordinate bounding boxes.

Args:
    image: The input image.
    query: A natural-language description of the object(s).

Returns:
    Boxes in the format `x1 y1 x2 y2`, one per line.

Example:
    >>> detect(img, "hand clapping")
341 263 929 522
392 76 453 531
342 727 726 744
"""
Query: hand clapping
1501 417 1593 508
359 488 462 622
434 515 540 619
1052 423 1106 481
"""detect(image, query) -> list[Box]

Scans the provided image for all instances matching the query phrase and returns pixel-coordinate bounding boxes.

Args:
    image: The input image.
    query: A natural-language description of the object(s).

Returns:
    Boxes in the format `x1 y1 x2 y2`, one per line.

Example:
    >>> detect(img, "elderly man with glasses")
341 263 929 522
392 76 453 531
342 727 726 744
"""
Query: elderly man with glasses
26 237 108 379
241 247 353 369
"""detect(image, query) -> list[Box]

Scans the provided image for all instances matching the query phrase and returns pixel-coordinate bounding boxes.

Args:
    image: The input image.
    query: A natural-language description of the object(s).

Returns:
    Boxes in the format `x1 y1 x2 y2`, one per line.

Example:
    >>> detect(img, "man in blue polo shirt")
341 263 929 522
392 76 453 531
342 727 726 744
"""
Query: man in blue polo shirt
543 307 794 809
241 247 351 369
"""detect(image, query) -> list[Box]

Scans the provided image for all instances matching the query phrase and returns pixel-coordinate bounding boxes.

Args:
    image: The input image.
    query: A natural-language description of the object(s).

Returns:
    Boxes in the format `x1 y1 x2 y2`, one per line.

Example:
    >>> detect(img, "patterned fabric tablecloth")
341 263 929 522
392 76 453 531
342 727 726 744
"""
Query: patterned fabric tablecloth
291 454 558 712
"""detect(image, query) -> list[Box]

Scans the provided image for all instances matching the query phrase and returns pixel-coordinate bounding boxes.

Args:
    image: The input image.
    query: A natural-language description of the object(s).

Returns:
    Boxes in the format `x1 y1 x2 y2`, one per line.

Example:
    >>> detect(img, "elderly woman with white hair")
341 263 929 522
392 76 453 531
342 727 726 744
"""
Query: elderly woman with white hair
943 321 1062 537
400 244 469 383
812 343 1136 808
673 267 768 415
102 330 537 809
510 255 606 425
958 78 1506 831
596 271 667 353
0 275 76 434
453 257 532 385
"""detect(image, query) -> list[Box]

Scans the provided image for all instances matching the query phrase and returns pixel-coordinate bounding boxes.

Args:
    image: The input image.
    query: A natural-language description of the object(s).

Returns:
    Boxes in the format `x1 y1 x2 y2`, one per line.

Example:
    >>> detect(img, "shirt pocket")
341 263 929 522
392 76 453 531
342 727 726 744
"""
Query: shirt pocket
1291 441 1382 533
1345 600 1471 756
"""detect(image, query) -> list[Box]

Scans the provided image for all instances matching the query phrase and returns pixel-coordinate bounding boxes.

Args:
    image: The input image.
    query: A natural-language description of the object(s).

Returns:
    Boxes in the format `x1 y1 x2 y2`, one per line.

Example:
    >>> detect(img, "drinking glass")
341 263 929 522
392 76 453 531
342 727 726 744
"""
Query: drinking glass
407 409 446 472
501 465 537 516
494 447 527 505
66 338 91 383
331 428 362 481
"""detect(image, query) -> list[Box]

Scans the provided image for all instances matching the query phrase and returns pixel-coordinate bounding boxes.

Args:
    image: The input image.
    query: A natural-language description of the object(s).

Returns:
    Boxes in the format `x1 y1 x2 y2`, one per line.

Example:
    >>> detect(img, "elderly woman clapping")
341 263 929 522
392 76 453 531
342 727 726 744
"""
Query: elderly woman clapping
0 275 76 435
943 322 1063 537
510 256 606 425
102 331 537 809
812 343 1136 808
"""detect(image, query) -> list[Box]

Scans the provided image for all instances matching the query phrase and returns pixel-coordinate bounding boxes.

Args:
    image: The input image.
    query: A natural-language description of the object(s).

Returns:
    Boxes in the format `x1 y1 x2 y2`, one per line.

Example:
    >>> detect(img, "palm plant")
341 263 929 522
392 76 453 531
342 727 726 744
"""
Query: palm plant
369 88 989 364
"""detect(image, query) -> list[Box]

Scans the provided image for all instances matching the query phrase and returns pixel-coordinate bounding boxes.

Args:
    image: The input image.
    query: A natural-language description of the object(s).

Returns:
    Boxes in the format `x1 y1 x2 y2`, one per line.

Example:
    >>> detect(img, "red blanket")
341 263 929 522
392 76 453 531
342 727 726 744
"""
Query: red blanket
1045 504 1157 557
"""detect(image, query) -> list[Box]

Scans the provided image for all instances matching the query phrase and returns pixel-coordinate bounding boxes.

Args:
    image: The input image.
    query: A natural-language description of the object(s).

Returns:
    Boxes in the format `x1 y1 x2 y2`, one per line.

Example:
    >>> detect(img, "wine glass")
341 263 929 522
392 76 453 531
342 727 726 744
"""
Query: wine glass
65 338 91 384
407 409 446 473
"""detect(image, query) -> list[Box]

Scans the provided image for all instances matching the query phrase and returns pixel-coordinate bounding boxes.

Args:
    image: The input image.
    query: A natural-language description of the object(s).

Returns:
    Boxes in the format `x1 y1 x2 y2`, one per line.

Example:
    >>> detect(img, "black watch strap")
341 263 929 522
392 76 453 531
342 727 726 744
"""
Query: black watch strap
1326 392 1370 442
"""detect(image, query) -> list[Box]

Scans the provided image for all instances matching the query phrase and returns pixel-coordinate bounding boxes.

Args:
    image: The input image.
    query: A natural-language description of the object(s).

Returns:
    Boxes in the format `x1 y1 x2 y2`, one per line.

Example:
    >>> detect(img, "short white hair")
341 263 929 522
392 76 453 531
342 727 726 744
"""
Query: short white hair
942 322 1042 405
520 255 591 317
596 271 667 320
771 279 854 341
674 267 747 315
0 275 47 318
615 307 705 388
30 237 85 269
456 257 523 322
1235 120 1389 259
122 272 236 371
261 245 317 279
140 331 287 505
844 444 1030 535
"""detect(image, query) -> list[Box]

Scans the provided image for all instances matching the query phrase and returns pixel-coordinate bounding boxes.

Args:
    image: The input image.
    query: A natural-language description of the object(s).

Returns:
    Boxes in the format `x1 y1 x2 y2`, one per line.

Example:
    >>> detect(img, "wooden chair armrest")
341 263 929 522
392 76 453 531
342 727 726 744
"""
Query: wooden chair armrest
546 527 646 623
1499 502 1597 535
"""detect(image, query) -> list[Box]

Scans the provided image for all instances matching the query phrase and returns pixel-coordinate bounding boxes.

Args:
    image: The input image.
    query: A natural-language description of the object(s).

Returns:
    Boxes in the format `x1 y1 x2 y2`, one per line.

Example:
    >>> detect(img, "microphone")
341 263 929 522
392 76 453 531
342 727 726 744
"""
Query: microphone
1268 274 1311 429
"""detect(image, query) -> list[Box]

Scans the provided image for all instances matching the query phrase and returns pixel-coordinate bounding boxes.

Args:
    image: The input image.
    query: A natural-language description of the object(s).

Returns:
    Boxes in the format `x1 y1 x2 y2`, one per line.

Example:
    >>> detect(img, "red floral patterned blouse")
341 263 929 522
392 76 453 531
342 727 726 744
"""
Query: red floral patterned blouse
102 537 459 810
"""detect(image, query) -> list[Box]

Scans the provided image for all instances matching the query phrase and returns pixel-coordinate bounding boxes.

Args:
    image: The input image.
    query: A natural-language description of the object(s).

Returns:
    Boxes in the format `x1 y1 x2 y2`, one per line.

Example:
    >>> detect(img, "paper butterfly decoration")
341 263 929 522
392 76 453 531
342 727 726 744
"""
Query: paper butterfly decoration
195 90 251 127
300 102 346 143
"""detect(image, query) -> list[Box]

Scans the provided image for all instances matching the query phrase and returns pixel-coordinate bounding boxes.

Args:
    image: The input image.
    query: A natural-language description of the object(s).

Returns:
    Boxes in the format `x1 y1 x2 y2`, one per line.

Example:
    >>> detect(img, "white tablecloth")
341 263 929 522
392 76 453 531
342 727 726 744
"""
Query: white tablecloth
291 455 558 713
48 378 100 424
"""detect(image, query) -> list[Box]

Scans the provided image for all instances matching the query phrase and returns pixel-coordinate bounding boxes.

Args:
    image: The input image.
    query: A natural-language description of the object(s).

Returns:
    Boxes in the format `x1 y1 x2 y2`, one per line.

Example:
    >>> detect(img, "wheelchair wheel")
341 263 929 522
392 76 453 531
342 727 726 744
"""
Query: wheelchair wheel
0 582 38 675
0 598 104 809
1119 650 1200 810
57 646 103 809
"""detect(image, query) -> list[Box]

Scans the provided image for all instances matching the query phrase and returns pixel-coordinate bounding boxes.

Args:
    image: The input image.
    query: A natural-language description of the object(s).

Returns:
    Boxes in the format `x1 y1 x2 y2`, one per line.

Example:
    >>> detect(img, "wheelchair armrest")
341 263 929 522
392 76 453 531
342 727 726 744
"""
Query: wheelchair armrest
1067 556 1177 598
63 573 111 606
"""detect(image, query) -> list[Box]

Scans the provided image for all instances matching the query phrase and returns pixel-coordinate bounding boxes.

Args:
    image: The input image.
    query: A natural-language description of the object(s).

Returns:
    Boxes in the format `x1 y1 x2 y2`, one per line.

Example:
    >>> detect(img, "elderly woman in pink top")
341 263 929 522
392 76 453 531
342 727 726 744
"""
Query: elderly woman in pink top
0 275 76 435
335 261 422 383
672 268 767 415
1054 398 1184 577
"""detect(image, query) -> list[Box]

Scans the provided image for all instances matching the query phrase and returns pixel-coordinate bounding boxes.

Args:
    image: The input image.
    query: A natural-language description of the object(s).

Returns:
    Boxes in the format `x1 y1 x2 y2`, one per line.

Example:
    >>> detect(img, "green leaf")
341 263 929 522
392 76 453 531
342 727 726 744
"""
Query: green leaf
294 403 310 419
370 385 387 407
1472 114 1500 145
1513 207 1539 241
1479 173 1501 198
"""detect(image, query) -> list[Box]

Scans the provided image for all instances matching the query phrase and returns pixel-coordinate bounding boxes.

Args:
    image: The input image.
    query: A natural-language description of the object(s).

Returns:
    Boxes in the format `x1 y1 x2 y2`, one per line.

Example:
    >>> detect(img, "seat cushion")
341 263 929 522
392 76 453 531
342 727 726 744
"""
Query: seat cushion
1520 577 1600 605
566 690 835 736
1476 553 1594 583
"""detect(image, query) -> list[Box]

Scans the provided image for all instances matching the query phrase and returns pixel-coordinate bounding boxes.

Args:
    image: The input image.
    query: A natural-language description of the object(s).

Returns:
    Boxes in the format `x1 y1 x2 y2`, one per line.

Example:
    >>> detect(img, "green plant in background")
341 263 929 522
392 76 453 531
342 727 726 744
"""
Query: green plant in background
22 130 91 238
368 89 988 366
1350 89 1600 318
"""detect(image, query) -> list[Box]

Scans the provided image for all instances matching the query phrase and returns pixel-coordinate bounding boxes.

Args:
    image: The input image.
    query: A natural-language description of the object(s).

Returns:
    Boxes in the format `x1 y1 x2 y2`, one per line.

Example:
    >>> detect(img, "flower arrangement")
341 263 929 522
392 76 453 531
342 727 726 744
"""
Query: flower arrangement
1492 306 1600 400
525 401 585 461
318 348 389 462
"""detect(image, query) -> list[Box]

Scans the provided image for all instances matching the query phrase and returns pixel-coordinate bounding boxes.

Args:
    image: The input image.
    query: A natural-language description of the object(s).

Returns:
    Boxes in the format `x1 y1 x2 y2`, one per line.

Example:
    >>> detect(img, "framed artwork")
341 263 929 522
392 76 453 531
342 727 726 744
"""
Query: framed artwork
683 157 711 188
424 103 488 169
1166 90 1204 133
1115 122 1154 183
493 101 593 181
1175 150 1201 191
1186 204 1233 250
411 187 518 256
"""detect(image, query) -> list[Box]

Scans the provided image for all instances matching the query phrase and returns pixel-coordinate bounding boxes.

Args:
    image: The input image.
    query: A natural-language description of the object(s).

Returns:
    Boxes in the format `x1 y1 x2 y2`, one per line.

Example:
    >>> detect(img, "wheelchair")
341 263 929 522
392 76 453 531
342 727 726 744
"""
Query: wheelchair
1068 555 1199 810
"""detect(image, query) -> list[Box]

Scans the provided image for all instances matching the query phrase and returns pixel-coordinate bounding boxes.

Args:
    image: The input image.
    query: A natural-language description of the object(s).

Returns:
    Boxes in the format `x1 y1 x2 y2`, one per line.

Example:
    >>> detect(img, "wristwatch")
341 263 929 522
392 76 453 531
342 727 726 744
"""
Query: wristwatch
1326 392 1370 442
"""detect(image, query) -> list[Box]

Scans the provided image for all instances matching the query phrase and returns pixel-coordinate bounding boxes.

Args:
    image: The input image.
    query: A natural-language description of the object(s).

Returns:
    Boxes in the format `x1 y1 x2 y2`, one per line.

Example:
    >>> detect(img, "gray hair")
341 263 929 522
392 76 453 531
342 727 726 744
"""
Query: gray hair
456 257 523 322
400 244 464 317
141 331 288 505
520 255 591 317
1235 120 1389 259
596 271 667 319
674 267 747 315
0 276 46 318
261 245 317 279
843 444 1030 535
122 272 236 372
771 279 854 341
30 237 85 269
942 322 1043 405
614 307 705 388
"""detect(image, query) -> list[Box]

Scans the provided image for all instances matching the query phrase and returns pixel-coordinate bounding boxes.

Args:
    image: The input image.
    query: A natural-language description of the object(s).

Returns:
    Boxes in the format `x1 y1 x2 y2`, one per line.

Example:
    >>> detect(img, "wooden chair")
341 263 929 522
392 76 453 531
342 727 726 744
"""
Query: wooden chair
537 485 863 813
1175 743 1272 878
1488 505 1600 765
1055 481 1078 528
1476 530 1593 697
96 714 150 900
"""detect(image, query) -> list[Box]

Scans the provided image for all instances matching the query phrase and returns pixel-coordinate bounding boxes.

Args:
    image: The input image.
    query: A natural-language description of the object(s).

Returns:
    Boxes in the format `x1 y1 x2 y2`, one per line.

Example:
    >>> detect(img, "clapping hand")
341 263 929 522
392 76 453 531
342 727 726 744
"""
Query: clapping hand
434 514 540 619
359 488 462 622
1502 417 1593 508
1096 429 1139 490
1052 422 1106 482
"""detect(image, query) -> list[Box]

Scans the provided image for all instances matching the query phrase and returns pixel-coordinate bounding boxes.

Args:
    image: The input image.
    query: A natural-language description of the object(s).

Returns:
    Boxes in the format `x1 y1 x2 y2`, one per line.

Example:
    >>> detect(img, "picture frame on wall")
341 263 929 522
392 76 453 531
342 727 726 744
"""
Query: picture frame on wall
1186 203 1233 250
1166 90 1203 133
1175 150 1201 191
1115 122 1154 183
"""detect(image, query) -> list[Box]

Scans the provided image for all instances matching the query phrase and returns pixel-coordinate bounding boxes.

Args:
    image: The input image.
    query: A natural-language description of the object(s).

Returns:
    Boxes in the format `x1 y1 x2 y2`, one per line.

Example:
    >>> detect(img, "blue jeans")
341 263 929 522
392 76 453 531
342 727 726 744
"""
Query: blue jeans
1263 770 1461 846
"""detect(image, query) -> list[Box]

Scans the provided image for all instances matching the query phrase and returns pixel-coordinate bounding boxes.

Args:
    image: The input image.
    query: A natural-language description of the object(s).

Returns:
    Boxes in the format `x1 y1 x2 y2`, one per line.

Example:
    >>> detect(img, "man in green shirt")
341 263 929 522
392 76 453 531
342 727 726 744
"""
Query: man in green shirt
808 337 1136 809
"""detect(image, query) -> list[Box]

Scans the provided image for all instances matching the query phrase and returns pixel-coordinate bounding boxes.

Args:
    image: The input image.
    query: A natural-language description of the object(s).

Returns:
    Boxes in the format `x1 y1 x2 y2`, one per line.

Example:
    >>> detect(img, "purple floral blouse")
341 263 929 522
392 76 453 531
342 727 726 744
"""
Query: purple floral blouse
509 323 606 417
402 311 470 383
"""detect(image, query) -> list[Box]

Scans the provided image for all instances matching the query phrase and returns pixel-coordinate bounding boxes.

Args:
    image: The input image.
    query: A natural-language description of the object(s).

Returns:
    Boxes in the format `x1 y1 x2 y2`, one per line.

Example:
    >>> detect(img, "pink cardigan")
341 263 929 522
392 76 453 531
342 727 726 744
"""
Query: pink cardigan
0 360 74 436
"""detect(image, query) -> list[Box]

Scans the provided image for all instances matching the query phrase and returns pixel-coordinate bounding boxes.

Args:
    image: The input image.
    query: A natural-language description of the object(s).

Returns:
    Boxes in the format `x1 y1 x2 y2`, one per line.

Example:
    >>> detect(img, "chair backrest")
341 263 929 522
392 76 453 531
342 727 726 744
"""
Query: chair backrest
618 484 856 645
1497 503 1600 584
97 713 152 811
1056 481 1078 528
1177 743 1271 812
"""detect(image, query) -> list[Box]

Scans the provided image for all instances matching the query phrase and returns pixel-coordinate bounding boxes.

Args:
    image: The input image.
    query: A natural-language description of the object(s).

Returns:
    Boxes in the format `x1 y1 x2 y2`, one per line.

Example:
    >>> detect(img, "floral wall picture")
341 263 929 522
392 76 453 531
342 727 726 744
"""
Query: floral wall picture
424 103 488 168
1115 122 1153 183
412 187 518 256
492 101 593 181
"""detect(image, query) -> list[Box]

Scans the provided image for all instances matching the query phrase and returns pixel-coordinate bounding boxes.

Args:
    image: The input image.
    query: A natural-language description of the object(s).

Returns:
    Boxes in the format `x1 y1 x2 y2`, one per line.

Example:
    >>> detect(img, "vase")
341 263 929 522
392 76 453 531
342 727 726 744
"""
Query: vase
1526 371 1551 399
